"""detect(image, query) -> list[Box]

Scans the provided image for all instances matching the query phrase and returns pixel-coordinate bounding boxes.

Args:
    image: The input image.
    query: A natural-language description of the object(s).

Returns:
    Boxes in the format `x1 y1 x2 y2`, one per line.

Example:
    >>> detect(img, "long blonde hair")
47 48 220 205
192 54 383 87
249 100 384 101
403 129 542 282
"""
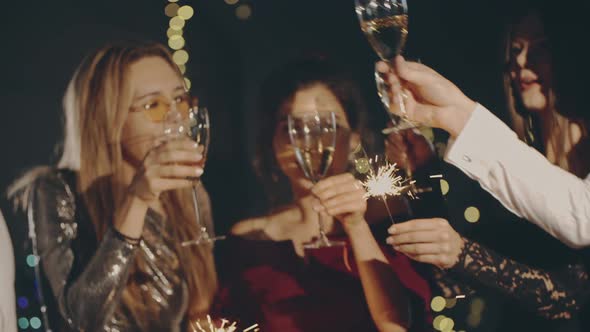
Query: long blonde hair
59 41 217 323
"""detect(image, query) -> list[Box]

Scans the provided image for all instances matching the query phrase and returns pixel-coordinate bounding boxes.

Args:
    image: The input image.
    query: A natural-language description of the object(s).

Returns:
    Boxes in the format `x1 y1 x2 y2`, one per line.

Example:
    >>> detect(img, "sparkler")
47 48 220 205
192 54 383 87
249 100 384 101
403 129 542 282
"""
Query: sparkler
190 316 259 332
356 155 415 224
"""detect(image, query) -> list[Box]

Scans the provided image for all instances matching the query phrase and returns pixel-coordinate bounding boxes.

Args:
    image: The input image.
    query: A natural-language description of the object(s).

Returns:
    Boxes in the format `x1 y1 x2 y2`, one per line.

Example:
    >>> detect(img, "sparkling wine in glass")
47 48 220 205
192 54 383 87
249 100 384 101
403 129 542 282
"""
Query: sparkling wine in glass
356 0 434 197
162 102 225 247
355 0 414 131
288 110 345 249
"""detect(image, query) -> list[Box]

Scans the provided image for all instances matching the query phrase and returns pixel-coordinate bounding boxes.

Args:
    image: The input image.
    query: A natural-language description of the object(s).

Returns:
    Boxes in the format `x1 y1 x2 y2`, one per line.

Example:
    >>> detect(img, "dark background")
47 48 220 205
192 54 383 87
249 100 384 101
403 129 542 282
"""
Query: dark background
0 0 508 228
1 1 585 331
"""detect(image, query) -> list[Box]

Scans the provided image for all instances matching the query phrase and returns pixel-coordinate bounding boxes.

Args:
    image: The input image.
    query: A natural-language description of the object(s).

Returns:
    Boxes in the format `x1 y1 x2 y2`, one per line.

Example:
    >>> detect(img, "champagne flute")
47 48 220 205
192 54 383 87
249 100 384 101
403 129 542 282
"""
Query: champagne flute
288 110 345 249
355 0 414 131
162 102 225 247
356 0 436 197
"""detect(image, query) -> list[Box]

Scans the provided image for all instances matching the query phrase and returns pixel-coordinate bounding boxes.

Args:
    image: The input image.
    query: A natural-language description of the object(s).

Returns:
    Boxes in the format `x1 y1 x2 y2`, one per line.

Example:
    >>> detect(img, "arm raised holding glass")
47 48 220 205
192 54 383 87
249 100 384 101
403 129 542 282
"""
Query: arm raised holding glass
378 56 590 248
376 56 476 138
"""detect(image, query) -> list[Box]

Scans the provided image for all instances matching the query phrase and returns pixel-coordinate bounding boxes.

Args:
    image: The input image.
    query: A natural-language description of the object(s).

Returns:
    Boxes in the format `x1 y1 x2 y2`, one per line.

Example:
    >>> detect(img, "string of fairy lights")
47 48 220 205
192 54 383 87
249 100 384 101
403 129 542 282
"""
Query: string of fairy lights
17 253 42 329
429 155 483 331
164 0 195 90
163 0 252 90
428 150 482 331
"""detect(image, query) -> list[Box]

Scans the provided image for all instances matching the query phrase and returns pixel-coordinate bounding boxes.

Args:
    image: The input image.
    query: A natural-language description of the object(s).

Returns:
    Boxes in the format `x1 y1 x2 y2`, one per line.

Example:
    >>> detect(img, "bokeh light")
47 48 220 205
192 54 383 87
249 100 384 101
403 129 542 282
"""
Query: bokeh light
164 3 179 17
178 5 194 20
18 317 29 329
439 317 455 332
168 35 185 50
18 296 29 309
225 0 239 4
167 27 183 38
184 77 192 90
467 313 482 328
440 179 450 195
236 4 252 20
26 254 38 267
30 317 42 329
173 50 189 65
464 206 481 223
445 297 457 309
432 315 446 331
169 16 185 30
178 64 186 74
467 297 485 327
430 296 446 312
470 297 485 312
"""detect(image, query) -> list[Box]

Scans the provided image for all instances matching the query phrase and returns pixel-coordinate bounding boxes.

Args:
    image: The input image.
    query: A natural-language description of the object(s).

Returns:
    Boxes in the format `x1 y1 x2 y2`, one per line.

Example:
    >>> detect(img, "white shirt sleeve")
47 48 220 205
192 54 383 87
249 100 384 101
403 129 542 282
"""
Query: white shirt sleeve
0 210 17 332
444 103 590 249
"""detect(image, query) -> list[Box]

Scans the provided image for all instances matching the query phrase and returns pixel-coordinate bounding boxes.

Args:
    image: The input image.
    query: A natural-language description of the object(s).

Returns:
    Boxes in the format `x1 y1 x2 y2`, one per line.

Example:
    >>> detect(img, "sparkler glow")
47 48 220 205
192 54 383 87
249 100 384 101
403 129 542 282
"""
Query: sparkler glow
358 155 415 224
190 316 259 332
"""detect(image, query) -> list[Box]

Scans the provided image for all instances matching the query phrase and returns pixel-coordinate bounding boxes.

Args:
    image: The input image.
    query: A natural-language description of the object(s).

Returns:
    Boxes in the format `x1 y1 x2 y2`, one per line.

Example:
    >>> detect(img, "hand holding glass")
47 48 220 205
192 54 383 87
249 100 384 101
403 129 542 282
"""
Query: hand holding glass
355 0 414 131
288 111 346 249
161 102 225 246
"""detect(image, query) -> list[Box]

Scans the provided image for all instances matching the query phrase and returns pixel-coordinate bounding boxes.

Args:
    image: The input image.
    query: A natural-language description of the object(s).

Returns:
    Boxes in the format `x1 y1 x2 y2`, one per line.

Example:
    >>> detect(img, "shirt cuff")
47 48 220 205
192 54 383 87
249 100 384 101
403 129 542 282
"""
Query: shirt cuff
444 103 517 178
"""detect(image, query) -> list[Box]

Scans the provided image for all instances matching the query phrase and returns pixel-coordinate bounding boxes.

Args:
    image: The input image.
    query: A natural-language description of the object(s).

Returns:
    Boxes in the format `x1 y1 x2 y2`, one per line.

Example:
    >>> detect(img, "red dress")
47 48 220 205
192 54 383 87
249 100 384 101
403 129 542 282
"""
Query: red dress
215 234 431 332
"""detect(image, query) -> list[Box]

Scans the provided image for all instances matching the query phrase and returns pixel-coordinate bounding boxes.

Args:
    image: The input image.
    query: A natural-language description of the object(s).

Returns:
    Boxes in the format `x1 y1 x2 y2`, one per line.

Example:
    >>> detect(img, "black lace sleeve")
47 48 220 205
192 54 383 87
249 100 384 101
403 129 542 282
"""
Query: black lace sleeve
449 237 589 319
430 266 475 299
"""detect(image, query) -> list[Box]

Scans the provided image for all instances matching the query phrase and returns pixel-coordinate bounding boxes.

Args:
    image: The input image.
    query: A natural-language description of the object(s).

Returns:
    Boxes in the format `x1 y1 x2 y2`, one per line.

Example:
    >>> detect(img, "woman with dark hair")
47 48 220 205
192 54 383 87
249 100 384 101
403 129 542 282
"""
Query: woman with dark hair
5 41 218 331
382 7 590 248
252 58 369 212
228 57 430 332
376 3 590 331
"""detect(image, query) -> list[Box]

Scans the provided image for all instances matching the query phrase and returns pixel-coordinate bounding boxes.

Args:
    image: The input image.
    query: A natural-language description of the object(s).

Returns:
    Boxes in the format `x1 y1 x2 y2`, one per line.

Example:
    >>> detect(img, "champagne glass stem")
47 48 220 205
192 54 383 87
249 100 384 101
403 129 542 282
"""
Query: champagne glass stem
389 63 408 118
313 179 331 246
191 184 209 239
181 184 210 247
317 210 331 246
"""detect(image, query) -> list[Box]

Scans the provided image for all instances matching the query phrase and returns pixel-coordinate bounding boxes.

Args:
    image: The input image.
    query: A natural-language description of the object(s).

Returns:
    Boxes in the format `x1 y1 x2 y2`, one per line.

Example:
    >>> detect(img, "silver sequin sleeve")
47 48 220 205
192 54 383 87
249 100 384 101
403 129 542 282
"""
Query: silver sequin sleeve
30 172 138 330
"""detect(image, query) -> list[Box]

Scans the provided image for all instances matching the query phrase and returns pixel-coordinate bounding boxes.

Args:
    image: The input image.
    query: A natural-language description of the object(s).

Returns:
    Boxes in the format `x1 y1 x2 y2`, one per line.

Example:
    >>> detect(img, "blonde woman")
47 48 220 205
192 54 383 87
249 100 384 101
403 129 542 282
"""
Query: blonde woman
7 41 217 331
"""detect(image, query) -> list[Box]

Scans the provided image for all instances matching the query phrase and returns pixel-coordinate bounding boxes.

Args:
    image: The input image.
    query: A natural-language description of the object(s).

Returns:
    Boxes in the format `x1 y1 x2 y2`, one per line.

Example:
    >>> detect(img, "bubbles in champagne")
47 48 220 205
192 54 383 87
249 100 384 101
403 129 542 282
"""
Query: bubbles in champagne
361 15 408 61
293 146 335 183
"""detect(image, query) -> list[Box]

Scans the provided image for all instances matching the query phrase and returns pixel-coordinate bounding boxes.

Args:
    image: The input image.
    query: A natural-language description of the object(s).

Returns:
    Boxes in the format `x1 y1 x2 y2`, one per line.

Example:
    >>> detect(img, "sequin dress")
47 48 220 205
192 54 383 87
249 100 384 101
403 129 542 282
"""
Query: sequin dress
5 167 214 332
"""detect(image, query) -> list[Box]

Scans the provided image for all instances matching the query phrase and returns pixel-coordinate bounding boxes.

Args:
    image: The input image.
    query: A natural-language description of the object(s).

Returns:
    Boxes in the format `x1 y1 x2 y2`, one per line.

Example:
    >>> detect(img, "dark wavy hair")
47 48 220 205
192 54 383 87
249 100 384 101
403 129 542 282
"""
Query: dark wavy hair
253 57 371 208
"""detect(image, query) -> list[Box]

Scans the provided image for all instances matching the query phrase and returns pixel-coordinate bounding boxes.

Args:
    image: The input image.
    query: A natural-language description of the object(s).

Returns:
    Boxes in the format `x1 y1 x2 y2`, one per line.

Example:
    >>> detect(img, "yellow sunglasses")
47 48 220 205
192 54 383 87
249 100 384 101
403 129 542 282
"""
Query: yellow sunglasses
130 94 194 122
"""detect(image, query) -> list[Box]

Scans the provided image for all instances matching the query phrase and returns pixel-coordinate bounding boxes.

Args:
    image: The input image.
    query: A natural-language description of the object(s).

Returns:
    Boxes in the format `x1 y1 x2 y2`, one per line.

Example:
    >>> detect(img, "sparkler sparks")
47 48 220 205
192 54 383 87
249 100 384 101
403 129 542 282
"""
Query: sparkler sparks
190 316 259 332
357 155 415 224
360 156 414 200
362 162 405 199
